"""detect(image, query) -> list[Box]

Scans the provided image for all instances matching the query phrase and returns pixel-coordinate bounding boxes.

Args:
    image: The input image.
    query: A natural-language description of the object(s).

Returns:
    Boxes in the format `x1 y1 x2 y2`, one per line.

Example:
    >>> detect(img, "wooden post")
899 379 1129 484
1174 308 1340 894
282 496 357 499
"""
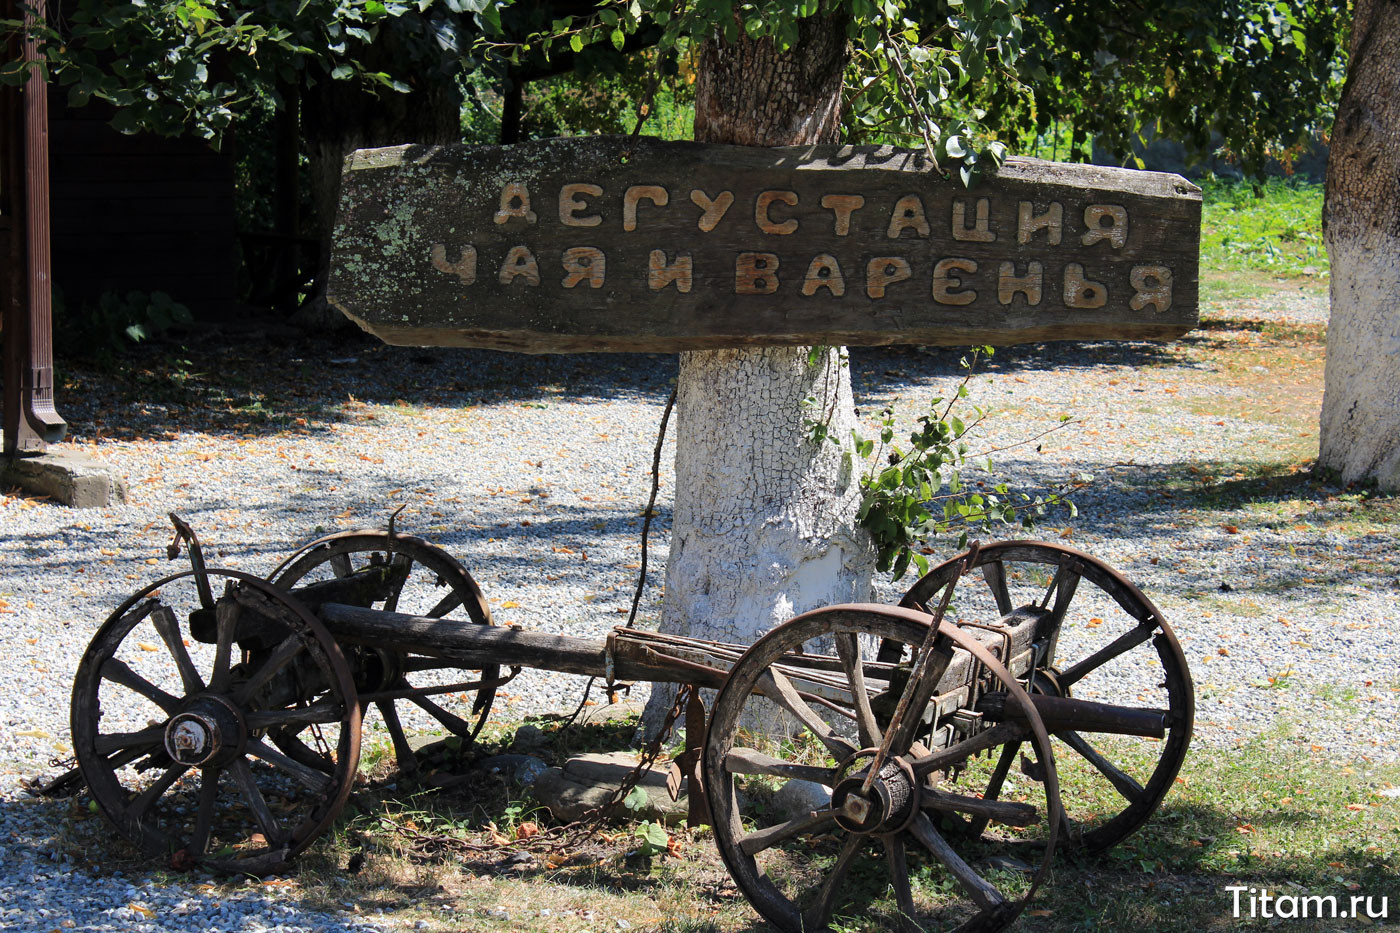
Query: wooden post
2 0 66 455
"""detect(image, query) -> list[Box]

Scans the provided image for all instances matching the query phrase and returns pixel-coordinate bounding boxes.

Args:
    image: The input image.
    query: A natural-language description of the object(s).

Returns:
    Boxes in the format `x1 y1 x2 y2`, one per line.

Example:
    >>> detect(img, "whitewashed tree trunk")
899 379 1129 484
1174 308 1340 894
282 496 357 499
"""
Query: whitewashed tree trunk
1319 0 1400 491
642 18 873 730
662 347 871 643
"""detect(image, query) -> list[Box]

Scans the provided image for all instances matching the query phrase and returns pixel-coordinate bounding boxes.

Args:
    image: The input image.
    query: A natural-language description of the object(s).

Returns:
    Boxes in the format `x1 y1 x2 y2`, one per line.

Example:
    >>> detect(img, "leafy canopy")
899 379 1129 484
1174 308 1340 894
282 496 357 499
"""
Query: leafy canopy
3 0 1344 174
3 0 1024 178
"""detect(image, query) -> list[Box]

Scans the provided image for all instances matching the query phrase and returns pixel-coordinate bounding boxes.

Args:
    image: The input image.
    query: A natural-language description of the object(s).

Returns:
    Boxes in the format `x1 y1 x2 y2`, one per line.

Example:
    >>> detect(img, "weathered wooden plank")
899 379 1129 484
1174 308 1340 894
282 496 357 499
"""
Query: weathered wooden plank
318 602 611 677
329 136 1200 353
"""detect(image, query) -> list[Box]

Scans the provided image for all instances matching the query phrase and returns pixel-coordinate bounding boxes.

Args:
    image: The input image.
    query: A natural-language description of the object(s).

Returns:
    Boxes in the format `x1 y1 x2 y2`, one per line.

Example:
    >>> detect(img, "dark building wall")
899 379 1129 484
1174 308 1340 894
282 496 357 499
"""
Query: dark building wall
48 98 237 320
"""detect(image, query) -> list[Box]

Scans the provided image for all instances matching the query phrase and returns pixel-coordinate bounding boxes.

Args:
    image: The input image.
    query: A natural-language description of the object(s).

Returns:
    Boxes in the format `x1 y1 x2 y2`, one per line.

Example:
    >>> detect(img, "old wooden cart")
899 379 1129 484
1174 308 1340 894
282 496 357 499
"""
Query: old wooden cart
68 516 1192 932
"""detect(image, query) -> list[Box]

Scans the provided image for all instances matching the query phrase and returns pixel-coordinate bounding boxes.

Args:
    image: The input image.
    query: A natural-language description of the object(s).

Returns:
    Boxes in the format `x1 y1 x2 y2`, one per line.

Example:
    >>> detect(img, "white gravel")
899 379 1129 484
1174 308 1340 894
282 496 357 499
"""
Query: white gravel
2 286 1397 928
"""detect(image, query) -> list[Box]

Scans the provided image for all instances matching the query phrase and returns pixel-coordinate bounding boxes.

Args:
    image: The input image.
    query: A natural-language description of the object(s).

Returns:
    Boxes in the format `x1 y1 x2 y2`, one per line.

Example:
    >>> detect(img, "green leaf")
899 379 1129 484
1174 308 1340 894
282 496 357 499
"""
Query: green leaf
622 785 648 811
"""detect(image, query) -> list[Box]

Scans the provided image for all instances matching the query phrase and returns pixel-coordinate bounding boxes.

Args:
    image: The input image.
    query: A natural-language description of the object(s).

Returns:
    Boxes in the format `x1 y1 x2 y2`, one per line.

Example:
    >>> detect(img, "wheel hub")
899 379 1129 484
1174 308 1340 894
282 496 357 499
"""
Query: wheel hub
164 695 245 767
831 754 917 834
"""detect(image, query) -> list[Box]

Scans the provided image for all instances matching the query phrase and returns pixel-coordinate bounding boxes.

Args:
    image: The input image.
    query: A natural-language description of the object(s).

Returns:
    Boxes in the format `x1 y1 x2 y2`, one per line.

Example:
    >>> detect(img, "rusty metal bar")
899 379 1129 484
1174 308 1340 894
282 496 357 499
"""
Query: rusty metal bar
2 0 66 455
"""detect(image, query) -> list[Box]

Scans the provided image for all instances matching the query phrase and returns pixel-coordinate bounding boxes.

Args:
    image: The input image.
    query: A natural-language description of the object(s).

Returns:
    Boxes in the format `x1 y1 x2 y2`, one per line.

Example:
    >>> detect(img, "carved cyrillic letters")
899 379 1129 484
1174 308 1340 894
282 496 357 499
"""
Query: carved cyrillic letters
559 183 604 227
499 245 541 285
755 190 799 235
1130 265 1173 311
932 258 978 305
735 252 780 294
690 189 734 232
494 183 536 225
887 195 931 239
1017 201 1062 246
561 246 605 288
998 261 1044 306
802 254 846 296
1064 263 1108 308
1082 204 1128 249
866 257 912 299
649 250 693 292
623 185 669 231
952 198 995 242
820 195 864 235
430 243 477 284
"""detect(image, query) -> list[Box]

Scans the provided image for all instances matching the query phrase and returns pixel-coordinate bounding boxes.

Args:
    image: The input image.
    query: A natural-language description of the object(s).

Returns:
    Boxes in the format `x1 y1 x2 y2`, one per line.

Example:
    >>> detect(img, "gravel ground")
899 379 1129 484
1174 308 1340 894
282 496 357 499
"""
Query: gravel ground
2 285 1397 930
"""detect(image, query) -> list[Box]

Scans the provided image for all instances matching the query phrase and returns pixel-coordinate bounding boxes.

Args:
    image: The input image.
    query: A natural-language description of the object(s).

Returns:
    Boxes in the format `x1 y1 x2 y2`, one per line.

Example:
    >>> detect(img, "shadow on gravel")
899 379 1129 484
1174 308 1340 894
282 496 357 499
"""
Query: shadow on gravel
55 332 682 444
53 330 1214 448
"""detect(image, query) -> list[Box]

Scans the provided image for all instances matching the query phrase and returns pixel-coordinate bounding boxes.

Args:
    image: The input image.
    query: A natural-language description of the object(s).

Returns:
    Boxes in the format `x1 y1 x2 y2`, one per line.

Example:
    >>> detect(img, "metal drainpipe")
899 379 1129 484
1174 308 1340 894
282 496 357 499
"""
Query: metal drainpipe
2 0 66 456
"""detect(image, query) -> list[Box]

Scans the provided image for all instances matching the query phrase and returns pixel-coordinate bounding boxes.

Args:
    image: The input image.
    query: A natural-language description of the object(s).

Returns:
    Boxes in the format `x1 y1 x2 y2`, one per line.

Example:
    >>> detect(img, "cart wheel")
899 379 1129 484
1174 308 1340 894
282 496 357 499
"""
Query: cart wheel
71 570 360 874
704 604 1062 933
269 531 498 772
899 541 1193 852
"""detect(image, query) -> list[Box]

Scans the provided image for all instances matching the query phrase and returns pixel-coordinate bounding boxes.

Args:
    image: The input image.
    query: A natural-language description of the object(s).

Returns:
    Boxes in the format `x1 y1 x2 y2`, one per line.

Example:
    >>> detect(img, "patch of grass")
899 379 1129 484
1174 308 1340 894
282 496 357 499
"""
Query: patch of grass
1200 177 1327 280
284 727 1398 933
47 710 1400 933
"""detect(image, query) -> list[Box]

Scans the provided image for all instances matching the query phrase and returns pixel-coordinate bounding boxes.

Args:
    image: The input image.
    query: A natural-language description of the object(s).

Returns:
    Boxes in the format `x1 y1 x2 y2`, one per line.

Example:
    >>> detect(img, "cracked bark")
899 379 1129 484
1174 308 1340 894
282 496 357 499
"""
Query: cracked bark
644 16 872 730
1320 0 1400 490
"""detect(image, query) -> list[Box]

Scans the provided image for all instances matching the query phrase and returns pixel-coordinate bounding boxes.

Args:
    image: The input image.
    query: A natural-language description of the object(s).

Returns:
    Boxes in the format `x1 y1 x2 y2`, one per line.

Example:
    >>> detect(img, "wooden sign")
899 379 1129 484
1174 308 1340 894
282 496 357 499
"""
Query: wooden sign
329 136 1200 353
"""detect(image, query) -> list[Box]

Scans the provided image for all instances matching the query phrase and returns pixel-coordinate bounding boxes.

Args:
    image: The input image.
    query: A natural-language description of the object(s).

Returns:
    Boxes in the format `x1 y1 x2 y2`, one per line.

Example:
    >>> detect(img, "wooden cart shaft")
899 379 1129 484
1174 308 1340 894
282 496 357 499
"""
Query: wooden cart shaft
316 601 1167 739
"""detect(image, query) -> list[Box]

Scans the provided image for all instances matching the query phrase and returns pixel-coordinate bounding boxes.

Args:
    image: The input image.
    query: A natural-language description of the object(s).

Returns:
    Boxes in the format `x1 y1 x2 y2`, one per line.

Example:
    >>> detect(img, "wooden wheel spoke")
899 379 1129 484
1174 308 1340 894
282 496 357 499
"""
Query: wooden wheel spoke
328 552 354 578
229 759 286 845
427 589 465 619
95 726 165 755
408 691 476 736
151 604 203 696
738 807 837 856
1057 623 1155 689
245 700 344 730
835 632 882 748
883 635 954 756
234 635 305 705
247 739 333 792
909 812 1006 913
909 723 1026 780
982 560 1013 617
190 766 222 856
382 553 415 612
724 747 834 784
1046 565 1081 625
885 836 920 933
126 764 188 821
1057 730 1145 803
921 787 1038 827
102 658 181 715
801 832 864 931
757 668 856 760
965 739 1022 836
208 596 239 693
376 700 418 771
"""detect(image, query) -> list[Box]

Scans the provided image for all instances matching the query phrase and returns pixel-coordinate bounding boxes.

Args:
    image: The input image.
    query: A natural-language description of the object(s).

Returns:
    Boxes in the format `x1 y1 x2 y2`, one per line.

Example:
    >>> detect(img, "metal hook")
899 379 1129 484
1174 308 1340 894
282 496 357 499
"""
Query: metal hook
386 503 408 544
166 513 215 610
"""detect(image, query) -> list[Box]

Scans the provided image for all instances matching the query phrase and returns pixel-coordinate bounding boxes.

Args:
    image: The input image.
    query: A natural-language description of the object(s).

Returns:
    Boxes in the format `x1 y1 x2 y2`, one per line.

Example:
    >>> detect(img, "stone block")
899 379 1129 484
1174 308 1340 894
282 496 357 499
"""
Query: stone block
3 451 128 508
532 750 689 825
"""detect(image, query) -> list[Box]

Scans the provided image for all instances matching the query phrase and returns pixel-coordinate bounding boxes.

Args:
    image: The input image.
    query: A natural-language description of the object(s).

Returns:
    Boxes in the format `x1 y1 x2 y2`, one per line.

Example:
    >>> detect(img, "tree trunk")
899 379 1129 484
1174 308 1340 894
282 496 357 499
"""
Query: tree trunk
296 55 462 329
1320 0 1400 490
645 17 871 727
